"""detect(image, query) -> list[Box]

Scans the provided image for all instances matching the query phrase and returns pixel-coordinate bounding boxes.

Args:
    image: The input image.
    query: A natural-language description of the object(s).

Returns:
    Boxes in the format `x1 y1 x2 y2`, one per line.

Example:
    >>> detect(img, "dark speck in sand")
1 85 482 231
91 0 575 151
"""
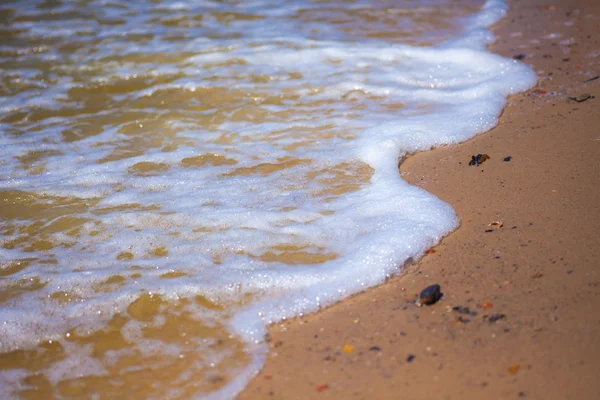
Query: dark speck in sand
406 354 416 363
488 314 506 323
503 156 512 162
453 306 478 316
513 54 526 60
369 346 381 352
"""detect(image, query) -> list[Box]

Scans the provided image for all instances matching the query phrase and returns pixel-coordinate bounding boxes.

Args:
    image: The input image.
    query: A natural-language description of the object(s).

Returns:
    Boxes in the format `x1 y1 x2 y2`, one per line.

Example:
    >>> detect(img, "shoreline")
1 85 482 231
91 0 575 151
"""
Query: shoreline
239 1 600 399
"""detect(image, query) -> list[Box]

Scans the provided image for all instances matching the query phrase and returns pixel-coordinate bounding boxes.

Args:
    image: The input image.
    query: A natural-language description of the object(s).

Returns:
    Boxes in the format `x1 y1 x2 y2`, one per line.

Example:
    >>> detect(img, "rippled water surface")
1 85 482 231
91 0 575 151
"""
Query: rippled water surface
0 0 539 398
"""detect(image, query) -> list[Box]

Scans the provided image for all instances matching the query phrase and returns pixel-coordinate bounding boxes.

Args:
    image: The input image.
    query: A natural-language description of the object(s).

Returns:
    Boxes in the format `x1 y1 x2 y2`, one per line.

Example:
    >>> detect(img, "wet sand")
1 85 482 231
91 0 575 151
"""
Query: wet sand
239 0 600 399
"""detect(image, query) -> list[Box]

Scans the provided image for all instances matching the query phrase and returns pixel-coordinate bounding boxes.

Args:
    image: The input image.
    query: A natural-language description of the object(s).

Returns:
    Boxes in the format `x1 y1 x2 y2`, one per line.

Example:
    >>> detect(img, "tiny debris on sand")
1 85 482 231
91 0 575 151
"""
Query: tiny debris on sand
488 313 507 323
315 384 328 393
488 220 504 229
508 364 521 375
341 344 354 353
452 306 478 316
468 154 490 166
567 93 594 103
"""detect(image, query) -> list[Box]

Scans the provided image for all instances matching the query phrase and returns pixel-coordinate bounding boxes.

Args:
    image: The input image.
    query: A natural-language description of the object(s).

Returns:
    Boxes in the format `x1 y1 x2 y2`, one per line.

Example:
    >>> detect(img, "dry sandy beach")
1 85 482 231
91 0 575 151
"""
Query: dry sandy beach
240 0 600 399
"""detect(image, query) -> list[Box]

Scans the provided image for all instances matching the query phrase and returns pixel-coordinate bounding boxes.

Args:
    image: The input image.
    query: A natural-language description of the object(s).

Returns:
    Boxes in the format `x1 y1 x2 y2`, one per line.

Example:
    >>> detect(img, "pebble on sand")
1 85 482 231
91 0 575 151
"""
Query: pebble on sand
416 284 442 307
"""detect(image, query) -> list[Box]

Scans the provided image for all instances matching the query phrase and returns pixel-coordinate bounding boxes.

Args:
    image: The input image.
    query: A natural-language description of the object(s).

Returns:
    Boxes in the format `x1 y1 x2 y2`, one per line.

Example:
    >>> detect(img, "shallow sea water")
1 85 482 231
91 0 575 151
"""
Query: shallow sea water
0 0 535 398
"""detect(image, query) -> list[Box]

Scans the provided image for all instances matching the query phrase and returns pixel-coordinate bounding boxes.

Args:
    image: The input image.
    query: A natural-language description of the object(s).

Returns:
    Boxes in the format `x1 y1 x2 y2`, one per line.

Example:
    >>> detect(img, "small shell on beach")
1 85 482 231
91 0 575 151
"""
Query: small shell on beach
416 284 442 307
488 220 503 228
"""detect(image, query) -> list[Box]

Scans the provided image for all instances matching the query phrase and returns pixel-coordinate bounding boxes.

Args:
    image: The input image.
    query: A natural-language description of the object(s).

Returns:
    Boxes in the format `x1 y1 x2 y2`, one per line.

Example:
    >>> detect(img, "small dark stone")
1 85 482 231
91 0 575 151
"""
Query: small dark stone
485 229 494 233
417 284 442 306
519 392 527 397
503 156 512 162
369 346 381 352
488 313 506 323
406 354 416 363
513 54 526 60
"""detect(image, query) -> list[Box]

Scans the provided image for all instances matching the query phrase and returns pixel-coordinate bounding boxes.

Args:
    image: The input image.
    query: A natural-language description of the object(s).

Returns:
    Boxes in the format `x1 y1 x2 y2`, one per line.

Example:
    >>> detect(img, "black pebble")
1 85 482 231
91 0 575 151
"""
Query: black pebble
406 354 416 363
503 156 512 162
417 284 442 306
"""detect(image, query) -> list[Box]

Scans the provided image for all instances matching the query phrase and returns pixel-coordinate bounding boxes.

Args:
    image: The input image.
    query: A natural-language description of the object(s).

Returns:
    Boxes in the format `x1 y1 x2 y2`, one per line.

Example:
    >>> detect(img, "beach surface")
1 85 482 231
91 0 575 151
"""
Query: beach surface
239 0 600 398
